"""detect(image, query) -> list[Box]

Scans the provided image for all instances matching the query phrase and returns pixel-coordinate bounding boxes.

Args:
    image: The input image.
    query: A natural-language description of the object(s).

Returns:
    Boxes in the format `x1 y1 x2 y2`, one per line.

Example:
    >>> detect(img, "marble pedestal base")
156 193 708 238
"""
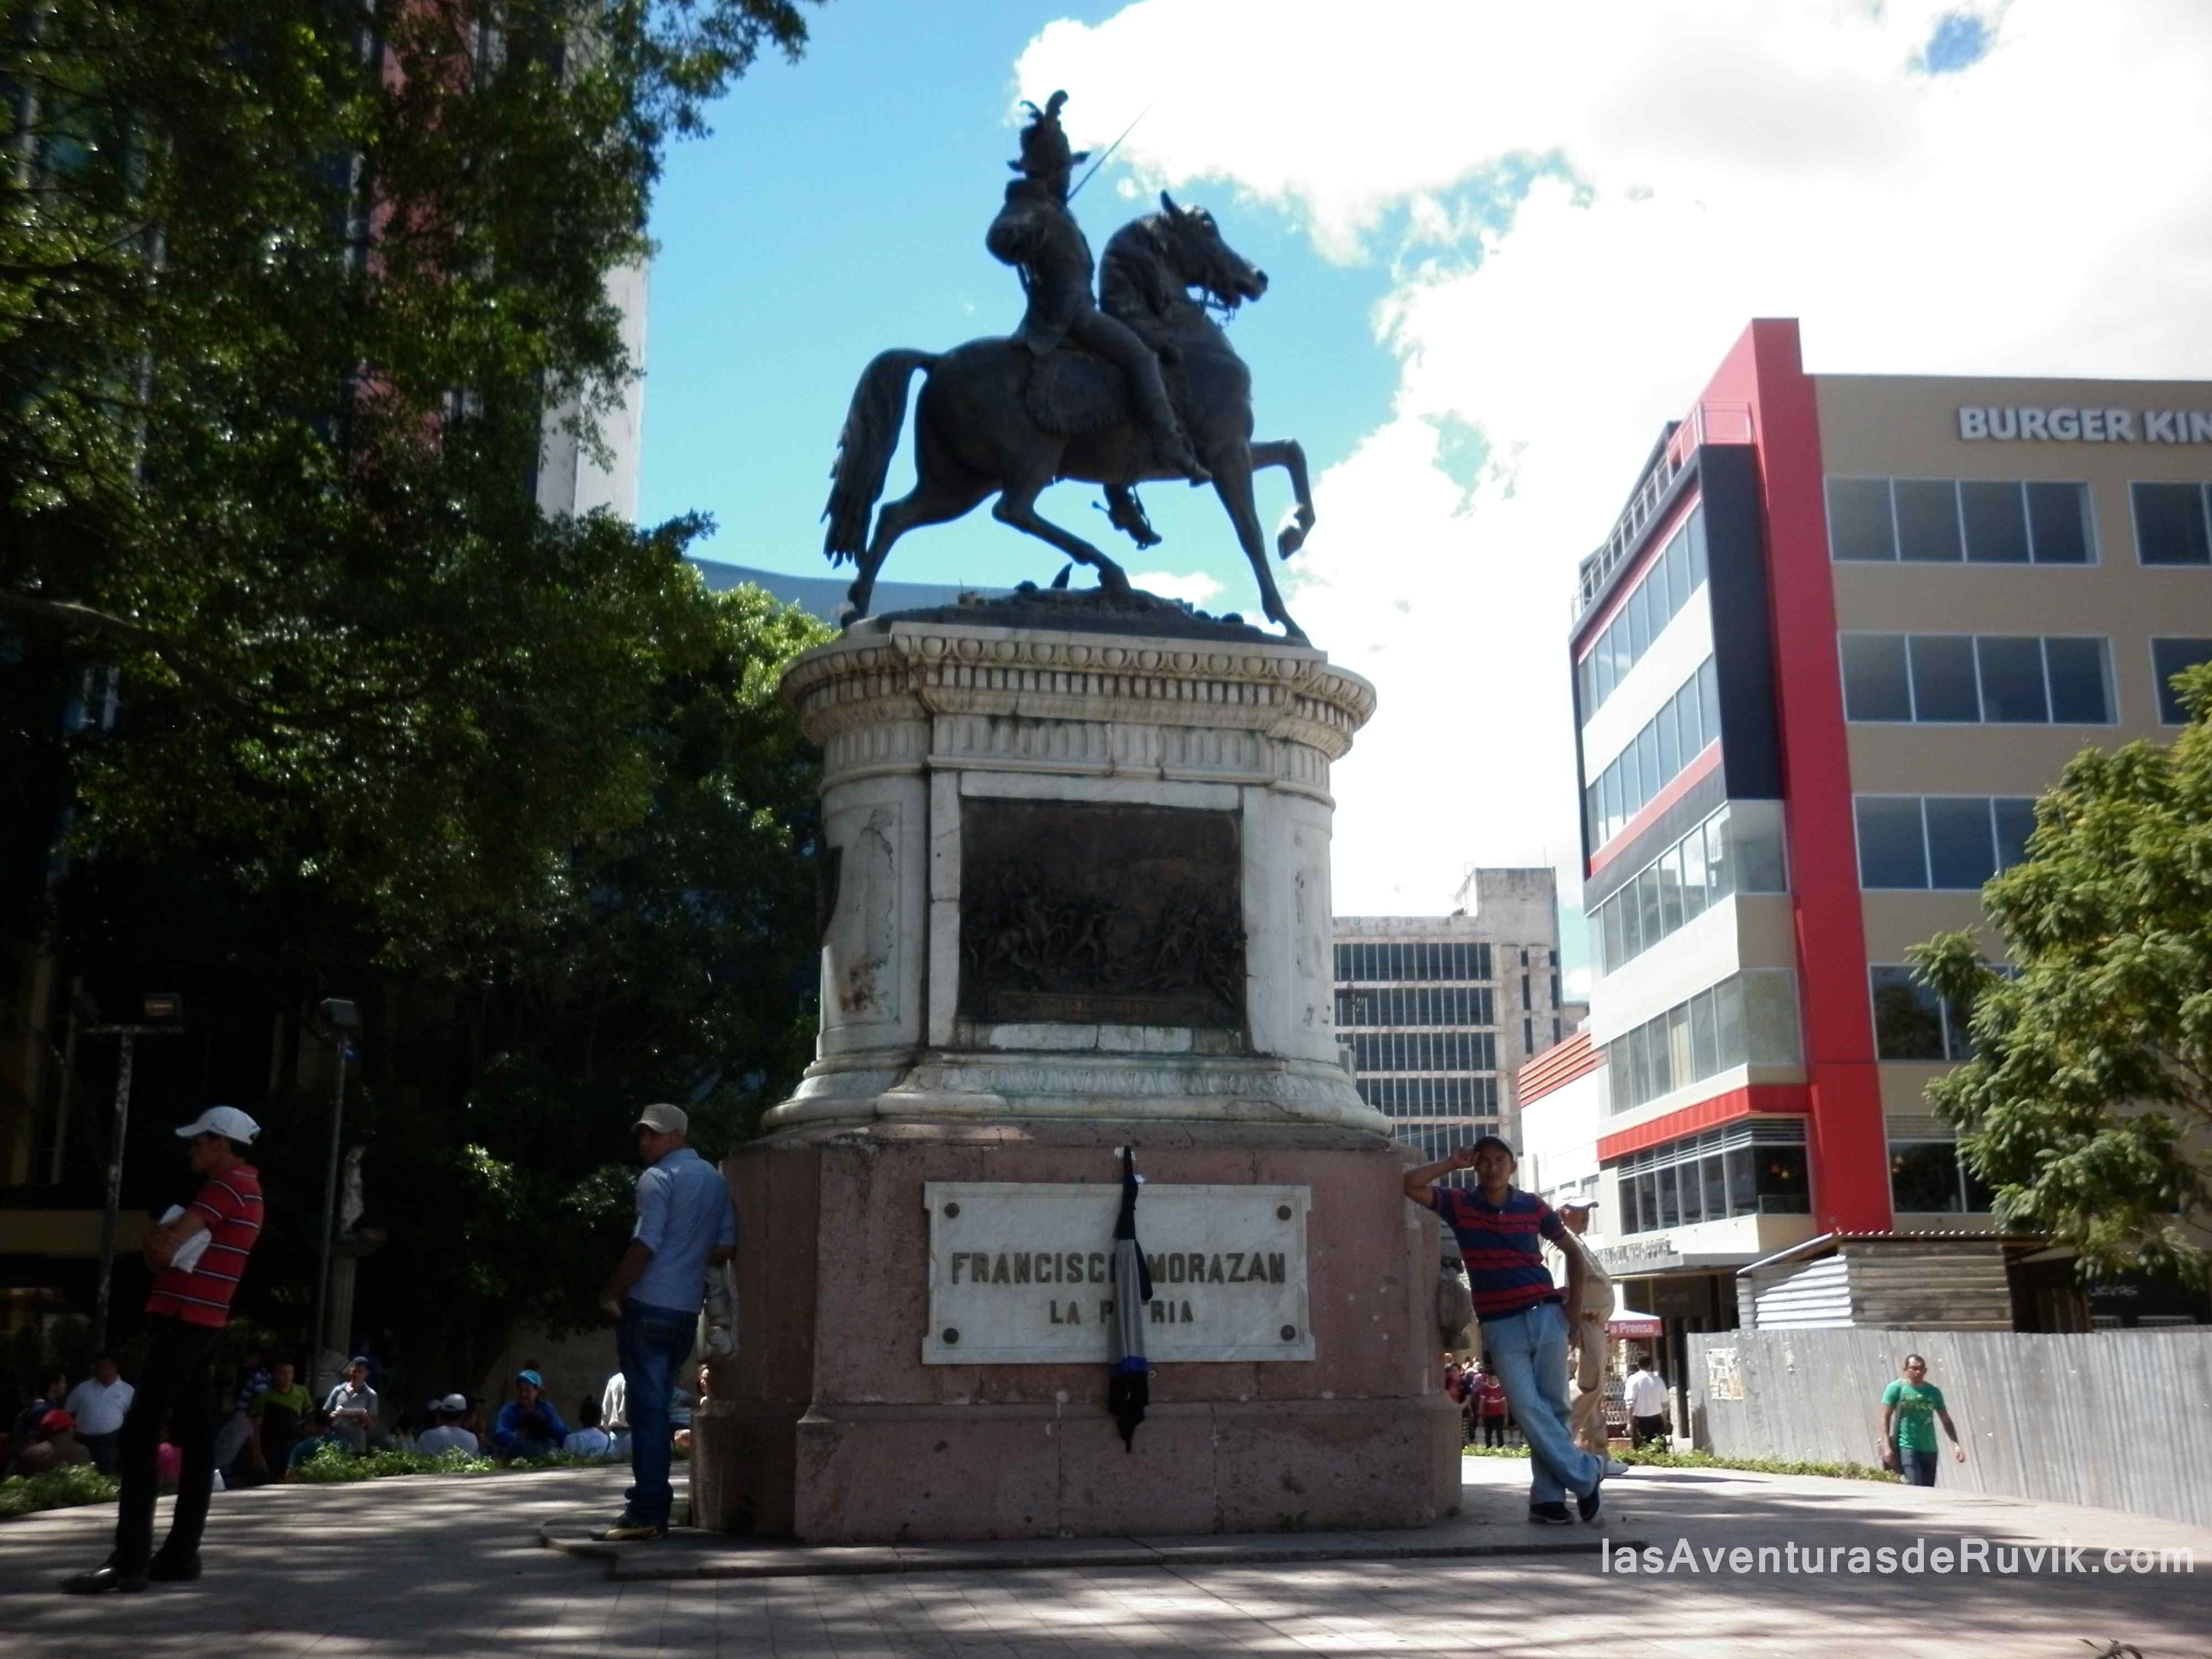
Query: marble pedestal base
692 1119 1462 1542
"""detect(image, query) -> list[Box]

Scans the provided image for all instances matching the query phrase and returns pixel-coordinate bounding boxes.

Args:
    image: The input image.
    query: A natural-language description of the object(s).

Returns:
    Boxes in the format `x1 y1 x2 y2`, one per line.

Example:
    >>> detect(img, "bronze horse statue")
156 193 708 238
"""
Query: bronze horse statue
821 195 1317 641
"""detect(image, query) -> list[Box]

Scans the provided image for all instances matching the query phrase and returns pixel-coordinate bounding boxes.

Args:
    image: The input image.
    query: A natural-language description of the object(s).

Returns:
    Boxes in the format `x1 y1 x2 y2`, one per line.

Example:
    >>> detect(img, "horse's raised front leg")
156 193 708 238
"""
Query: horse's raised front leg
1209 451 1308 645
842 472 994 628
1249 439 1316 559
991 476 1131 593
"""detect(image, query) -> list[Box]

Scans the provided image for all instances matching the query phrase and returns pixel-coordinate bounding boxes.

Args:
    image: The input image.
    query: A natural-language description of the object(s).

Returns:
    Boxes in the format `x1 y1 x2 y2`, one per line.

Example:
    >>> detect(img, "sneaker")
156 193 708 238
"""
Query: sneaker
1527 1501 1573 1526
1577 1473 1605 1524
147 1552 201 1582
1604 1458 1632 1478
594 1515 669 1542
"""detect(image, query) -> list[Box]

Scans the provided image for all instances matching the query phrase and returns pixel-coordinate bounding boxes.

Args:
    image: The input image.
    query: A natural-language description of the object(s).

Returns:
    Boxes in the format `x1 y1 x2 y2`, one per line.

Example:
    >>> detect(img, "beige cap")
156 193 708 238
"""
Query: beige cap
631 1103 687 1135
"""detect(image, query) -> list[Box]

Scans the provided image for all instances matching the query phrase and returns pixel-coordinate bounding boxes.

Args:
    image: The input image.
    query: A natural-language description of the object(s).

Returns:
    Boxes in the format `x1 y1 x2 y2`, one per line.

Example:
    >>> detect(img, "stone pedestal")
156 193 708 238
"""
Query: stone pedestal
694 604 1459 1541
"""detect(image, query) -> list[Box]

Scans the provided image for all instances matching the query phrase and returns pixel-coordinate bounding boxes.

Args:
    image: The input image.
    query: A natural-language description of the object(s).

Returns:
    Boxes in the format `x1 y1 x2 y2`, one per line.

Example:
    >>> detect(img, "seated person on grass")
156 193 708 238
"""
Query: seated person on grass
491 1369 570 1461
284 1408 352 1479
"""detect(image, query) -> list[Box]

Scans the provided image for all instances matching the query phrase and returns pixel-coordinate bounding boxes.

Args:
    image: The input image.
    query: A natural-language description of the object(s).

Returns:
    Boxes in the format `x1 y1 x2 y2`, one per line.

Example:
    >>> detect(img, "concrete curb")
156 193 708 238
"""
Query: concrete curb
538 1520 1620 1581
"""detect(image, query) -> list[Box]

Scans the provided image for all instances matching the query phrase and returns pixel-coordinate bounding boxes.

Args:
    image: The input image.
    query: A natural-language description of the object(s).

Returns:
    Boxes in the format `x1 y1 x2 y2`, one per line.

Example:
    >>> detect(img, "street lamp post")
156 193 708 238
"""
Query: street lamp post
310 998 360 1369
86 993 186 1355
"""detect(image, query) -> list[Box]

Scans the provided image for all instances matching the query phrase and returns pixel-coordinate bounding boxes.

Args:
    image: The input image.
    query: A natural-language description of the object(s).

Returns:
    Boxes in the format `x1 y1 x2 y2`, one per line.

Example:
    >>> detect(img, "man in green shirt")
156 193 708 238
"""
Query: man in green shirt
1880 1353 1966 1486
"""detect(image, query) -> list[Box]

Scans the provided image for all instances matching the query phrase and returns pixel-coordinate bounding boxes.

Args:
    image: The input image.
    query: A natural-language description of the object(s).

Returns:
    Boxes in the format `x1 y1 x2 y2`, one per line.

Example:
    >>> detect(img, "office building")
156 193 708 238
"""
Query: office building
1334 867 1571 1175
1558 317 2212 1335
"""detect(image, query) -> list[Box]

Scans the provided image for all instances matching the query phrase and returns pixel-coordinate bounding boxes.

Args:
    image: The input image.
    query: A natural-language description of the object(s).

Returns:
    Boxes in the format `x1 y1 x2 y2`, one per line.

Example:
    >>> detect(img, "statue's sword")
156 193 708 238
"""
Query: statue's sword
1066 104 1151 202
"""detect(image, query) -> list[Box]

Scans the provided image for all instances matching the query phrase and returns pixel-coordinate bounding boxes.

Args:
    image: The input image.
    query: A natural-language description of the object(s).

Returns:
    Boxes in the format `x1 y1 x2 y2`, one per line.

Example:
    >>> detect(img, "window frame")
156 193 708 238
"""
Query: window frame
2149 637 2212 727
2130 480 2212 568
1840 632 2119 727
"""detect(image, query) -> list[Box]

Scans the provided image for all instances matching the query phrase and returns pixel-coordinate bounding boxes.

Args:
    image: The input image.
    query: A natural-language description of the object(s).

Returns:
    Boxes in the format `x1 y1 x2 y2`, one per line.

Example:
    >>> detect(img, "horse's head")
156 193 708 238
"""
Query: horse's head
1154 191 1268 311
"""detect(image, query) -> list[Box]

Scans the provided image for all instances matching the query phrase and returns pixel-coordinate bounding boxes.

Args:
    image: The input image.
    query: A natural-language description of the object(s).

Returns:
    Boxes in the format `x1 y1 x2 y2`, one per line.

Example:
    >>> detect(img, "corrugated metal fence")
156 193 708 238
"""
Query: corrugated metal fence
1687 1328 2212 1527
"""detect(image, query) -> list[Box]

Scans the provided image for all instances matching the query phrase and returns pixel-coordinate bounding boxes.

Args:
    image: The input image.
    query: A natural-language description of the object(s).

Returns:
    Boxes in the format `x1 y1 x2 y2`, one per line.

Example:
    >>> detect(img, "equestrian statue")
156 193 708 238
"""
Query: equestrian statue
821 91 1317 642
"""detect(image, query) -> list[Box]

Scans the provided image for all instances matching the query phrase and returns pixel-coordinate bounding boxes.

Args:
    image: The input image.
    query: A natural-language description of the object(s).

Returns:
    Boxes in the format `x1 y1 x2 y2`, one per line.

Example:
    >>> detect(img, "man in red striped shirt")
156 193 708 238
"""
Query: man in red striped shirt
62 1107 264 1595
1405 1135 1620 1526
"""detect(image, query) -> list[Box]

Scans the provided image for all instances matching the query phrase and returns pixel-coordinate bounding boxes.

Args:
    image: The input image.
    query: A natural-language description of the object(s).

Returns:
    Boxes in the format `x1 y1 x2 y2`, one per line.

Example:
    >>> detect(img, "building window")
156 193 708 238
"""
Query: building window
1334 985 1497 1028
1854 795 2037 891
1840 634 2115 725
1584 658 1723 848
2151 639 2212 725
1334 941 1496 983
1578 506 1709 718
2131 482 2212 566
1604 969 1801 1116
1829 477 2095 564
1889 1141 1994 1213
1592 801 1787 975
1610 1123 1810 1234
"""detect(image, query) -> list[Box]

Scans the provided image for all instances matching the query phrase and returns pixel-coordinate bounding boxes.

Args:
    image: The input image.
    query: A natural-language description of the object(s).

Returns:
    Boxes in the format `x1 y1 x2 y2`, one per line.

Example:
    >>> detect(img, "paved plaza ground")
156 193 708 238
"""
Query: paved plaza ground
2 1454 2206 1657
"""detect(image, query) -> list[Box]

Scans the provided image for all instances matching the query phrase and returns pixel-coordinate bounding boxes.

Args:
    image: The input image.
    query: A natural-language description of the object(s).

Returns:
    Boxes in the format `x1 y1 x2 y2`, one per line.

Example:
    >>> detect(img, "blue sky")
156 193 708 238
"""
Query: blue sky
639 0 1397 602
637 0 2212 980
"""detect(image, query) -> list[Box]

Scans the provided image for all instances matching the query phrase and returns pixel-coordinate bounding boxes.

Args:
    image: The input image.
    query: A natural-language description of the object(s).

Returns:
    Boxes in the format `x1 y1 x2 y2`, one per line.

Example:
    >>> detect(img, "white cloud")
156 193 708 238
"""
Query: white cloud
1015 1 2212 926
1131 568 1226 608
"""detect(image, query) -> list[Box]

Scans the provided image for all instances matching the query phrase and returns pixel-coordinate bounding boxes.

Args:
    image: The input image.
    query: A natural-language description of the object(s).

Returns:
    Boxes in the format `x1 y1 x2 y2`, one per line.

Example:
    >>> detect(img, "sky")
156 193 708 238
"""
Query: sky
640 0 2212 994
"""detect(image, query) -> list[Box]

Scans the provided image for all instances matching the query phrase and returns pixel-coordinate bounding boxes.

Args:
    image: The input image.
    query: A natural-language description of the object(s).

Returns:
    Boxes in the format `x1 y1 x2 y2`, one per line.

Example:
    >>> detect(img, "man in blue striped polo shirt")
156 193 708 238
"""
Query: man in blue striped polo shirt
1406 1134 1618 1525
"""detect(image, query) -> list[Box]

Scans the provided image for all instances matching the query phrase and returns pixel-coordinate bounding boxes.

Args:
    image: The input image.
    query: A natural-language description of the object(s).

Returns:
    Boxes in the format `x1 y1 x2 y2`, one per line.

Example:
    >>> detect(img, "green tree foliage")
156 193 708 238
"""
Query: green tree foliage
1910 665 2212 1282
2 1 831 1373
3 0 817 940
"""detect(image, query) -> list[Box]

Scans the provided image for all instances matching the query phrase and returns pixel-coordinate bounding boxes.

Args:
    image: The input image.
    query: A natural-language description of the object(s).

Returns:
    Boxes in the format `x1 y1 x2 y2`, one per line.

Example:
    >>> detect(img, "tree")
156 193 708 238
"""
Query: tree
1910 664 2212 1282
2 2 834 1374
3 0 818 940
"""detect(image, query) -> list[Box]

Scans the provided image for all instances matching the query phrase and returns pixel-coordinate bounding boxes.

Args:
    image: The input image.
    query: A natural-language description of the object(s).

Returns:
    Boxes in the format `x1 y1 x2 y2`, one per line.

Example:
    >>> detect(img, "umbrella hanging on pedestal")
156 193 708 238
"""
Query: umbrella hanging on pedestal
1108 1145 1154 1451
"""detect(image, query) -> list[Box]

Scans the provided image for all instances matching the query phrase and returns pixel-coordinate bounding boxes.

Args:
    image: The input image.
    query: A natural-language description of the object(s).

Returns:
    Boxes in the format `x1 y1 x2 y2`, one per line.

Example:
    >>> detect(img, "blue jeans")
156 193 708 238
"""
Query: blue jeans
1481 1301 1602 1506
618 1298 697 1526
1898 1446 1938 1486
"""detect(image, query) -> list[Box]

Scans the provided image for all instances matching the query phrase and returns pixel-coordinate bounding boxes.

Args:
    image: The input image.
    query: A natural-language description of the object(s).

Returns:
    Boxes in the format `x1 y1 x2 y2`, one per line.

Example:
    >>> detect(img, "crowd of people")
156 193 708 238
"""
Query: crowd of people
1 1347 650 1490
1 1096 734 1594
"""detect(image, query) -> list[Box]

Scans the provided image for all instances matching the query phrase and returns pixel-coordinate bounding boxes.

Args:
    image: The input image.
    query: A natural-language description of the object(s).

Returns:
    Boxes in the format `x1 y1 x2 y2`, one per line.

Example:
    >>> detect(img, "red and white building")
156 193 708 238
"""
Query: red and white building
1523 317 2212 1346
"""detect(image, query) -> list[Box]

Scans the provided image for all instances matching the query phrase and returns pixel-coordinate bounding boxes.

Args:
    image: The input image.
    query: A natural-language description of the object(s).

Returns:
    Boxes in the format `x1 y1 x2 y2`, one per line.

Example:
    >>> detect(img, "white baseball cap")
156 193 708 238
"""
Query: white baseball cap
175 1105 261 1144
438 1392 468 1413
631 1103 687 1135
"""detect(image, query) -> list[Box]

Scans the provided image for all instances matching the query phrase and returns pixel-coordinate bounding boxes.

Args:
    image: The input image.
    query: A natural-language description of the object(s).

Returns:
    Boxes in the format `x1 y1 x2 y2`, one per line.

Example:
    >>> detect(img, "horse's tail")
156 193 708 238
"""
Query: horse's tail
822 348 940 562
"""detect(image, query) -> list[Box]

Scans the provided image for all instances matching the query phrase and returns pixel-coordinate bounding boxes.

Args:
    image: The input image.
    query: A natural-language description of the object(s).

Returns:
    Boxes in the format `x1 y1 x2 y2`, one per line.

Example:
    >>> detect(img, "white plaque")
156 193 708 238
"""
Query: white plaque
923 1181 1312 1364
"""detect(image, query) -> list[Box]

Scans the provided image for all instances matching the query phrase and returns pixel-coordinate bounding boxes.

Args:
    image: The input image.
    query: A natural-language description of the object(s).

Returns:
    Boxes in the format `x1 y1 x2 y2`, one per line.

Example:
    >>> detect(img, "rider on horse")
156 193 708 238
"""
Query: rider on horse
986 92 1209 487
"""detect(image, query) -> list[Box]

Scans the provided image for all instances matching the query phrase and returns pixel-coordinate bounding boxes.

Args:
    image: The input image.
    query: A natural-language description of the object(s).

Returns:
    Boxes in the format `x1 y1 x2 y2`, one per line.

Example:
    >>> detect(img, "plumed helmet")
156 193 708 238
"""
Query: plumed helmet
1010 90 1089 181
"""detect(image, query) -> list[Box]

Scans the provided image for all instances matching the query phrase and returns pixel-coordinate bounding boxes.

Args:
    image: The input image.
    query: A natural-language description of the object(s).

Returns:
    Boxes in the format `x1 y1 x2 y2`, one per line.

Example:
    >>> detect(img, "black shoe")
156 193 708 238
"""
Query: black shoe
1527 1501 1573 1526
1578 1471 1604 1524
60 1564 148 1595
148 1552 201 1582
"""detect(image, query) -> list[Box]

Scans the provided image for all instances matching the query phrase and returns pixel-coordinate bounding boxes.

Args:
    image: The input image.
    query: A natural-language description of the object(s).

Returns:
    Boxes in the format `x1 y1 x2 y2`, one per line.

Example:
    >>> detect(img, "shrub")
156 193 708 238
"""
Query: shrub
1462 1444 1899 1482
0 1464 122 1518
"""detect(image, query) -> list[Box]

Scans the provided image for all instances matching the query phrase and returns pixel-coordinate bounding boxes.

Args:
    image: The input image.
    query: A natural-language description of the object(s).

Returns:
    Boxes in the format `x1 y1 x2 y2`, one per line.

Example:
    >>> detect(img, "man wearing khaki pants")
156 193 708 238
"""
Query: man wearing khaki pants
1554 1201 1614 1458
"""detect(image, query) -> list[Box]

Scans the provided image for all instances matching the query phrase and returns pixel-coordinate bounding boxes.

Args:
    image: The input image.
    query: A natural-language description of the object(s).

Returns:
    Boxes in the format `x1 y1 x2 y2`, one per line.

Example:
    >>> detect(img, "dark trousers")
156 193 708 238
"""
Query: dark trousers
78 1430 121 1475
1481 1415 1506 1448
1631 1413 1667 1448
113 1317 223 1571
1898 1446 1938 1486
618 1299 696 1527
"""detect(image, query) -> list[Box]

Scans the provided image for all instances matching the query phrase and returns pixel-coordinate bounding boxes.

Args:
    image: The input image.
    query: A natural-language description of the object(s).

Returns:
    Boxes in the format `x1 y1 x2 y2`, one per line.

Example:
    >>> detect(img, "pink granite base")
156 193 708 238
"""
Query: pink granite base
692 1119 1462 1543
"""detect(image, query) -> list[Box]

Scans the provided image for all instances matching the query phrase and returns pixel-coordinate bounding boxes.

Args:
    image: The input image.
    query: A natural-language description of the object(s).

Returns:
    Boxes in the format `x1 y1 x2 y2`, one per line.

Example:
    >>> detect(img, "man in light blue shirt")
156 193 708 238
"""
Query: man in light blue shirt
593 1103 735 1539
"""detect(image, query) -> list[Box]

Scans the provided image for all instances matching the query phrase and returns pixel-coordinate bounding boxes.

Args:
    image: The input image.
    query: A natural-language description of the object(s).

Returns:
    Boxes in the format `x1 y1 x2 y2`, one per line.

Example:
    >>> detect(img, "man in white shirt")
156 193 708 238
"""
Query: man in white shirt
1625 1355 1670 1448
414 1394 478 1457
324 1358 382 1451
65 1355 135 1474
600 1370 631 1460
562 1396 615 1459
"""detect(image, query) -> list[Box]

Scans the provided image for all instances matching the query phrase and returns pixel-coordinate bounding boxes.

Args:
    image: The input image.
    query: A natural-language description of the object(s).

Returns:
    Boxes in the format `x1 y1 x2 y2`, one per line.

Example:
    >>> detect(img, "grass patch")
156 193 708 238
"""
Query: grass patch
1463 1443 1899 1482
0 1464 122 1517
287 1444 616 1482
